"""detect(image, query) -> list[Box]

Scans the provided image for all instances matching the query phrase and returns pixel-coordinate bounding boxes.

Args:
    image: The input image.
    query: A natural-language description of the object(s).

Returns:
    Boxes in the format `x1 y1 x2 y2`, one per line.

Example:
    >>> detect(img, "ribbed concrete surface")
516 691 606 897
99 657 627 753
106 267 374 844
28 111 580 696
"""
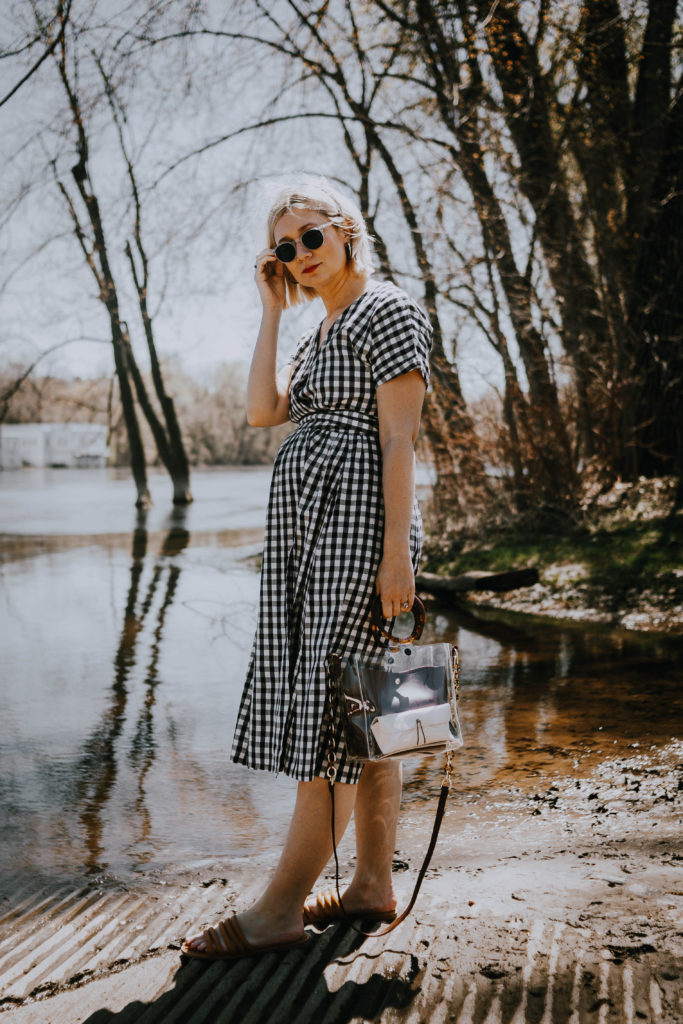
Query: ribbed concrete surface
1 876 681 1023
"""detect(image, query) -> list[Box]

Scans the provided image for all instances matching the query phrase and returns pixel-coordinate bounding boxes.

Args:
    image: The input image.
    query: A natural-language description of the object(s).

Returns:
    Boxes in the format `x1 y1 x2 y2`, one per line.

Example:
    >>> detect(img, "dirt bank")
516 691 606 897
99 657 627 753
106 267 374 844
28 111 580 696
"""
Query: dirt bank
426 477 683 635
462 564 683 634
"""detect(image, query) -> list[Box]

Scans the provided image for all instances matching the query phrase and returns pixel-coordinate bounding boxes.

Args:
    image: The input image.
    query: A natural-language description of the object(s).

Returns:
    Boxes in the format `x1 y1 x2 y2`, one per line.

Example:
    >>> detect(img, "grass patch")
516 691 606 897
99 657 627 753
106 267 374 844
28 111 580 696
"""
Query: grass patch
424 515 683 593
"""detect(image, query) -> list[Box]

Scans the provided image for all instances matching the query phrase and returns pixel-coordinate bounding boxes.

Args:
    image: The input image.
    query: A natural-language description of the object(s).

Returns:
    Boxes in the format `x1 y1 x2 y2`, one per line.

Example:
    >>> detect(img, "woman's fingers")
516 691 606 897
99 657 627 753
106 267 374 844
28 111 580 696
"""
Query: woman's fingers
376 556 414 620
254 250 277 276
254 250 285 308
379 590 415 620
380 596 414 620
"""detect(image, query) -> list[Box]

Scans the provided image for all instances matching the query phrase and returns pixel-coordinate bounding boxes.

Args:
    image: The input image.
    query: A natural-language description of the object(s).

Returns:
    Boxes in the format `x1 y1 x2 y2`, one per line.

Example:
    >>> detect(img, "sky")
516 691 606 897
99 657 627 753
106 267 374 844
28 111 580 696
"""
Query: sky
0 1 505 402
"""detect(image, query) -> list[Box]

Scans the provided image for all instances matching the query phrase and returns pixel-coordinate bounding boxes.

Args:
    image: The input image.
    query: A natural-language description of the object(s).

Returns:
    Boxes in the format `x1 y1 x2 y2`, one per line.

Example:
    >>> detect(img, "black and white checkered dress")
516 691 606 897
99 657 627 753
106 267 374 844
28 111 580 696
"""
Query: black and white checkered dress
231 281 433 784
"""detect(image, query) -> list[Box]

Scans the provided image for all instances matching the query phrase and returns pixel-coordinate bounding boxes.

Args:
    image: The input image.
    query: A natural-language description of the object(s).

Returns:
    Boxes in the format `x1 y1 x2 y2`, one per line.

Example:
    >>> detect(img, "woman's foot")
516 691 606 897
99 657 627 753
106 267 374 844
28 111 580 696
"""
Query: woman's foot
183 905 307 956
303 887 396 926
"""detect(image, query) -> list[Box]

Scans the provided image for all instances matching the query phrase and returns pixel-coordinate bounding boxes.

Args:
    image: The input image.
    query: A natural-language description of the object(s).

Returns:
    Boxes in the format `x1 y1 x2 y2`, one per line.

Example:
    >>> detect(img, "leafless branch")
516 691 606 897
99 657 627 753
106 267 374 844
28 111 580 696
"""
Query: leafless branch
0 0 73 108
0 335 106 421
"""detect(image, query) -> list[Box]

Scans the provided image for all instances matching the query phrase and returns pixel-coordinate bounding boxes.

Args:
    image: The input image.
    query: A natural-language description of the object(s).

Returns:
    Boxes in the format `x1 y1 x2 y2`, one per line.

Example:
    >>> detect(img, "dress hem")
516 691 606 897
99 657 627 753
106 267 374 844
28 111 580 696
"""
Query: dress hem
230 756 364 786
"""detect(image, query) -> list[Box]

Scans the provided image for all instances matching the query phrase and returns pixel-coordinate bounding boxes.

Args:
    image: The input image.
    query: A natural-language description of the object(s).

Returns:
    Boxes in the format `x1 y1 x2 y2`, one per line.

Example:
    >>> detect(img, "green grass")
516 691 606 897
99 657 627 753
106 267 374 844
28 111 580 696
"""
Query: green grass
424 515 683 592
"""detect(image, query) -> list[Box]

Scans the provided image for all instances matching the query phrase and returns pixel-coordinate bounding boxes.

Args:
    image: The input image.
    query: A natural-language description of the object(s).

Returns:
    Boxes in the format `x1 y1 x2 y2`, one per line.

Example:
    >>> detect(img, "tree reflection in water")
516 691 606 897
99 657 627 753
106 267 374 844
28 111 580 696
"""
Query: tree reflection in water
11 520 675 882
75 510 190 874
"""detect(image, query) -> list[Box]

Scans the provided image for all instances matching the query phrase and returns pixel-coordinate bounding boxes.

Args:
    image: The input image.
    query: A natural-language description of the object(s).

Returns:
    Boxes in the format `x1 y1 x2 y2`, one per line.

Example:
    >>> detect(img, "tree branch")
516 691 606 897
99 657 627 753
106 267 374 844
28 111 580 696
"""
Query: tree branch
0 0 73 108
0 336 106 422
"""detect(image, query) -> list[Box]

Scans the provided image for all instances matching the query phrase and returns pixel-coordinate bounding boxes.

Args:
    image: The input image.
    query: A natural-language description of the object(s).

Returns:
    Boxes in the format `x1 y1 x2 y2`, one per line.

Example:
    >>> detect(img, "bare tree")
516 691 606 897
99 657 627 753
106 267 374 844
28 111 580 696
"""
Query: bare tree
49 21 152 506
391 0 683 490
3 0 195 506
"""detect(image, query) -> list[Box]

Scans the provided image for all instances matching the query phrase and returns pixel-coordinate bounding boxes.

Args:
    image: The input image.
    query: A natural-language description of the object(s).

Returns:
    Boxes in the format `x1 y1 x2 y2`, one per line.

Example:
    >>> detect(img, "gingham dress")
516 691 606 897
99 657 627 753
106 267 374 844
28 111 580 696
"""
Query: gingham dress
231 281 432 784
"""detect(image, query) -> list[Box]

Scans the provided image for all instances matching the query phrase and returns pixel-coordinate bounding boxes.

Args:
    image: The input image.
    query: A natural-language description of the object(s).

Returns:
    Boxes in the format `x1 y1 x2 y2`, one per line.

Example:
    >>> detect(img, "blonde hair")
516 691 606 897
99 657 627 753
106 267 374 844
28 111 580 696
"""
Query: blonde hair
265 178 375 308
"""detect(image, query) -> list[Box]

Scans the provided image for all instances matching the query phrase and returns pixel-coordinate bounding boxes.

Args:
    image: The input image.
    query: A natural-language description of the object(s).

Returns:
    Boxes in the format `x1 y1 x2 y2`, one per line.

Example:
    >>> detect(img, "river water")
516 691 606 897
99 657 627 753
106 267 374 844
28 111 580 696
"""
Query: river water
1 467 682 891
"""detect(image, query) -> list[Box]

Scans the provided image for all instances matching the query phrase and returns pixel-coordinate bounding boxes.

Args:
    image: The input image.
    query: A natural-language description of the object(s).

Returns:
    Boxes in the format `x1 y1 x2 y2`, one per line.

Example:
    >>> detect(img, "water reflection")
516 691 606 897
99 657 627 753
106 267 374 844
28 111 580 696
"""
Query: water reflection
75 512 190 875
1 467 682 890
418 603 683 797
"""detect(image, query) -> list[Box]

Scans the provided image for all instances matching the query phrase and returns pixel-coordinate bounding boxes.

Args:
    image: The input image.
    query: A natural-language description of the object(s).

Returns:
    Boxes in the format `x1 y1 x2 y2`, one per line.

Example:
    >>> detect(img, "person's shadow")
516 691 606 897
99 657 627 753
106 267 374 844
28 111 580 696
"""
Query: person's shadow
81 923 422 1023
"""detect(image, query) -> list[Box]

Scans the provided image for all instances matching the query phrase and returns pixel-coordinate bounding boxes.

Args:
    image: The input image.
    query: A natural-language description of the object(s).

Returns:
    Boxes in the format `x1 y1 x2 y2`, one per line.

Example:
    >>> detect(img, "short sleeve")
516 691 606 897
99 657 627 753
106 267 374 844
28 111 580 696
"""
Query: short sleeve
369 292 432 388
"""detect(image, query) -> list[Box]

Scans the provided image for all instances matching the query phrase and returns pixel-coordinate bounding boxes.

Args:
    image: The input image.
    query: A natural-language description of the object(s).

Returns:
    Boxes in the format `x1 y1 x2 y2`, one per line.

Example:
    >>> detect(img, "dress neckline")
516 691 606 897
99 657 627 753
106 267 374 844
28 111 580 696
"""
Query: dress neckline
316 284 374 350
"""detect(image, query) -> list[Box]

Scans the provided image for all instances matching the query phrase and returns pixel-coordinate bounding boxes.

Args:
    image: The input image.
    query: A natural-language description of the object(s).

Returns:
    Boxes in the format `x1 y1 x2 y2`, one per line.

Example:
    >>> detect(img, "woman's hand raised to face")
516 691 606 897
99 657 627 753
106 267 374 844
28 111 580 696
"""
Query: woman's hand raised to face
254 250 286 312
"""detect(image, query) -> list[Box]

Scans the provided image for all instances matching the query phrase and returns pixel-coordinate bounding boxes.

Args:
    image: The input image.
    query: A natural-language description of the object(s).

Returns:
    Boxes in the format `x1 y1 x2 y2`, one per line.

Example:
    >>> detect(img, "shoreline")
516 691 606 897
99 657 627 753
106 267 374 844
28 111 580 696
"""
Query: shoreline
453 577 683 636
423 476 683 637
2 741 681 1022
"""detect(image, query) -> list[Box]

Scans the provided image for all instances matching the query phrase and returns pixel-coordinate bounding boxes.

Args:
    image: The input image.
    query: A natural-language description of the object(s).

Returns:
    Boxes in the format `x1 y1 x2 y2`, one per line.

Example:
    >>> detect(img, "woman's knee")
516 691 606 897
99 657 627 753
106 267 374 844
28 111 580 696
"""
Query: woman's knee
360 759 402 789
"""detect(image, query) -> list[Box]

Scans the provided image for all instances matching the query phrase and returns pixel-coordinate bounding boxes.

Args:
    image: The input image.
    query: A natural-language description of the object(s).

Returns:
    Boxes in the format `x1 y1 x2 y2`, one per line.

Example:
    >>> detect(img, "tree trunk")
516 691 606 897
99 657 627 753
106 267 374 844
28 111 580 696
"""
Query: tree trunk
356 103 494 511
477 0 608 461
414 0 577 506
54 20 191 507
110 326 150 508
134 297 192 505
625 90 683 481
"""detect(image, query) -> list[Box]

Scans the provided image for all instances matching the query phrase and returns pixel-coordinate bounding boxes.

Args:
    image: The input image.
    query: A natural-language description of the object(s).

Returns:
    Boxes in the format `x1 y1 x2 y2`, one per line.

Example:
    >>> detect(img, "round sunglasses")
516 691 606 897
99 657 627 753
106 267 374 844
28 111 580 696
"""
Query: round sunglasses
274 223 333 263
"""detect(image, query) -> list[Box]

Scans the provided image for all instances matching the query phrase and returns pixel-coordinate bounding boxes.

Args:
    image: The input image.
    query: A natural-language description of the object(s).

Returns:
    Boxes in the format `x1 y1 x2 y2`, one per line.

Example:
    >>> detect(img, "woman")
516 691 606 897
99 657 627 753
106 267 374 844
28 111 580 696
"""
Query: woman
183 178 432 960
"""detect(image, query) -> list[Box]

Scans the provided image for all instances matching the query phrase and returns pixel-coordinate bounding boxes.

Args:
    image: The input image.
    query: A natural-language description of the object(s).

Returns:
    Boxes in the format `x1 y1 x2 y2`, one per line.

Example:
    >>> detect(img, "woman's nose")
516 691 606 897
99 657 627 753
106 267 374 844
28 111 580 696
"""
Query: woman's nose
295 238 312 257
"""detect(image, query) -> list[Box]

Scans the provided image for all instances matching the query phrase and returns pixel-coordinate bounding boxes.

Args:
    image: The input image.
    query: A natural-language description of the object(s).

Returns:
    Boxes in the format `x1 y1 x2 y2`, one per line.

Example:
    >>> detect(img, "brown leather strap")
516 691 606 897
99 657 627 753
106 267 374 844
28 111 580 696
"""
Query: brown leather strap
329 778 450 937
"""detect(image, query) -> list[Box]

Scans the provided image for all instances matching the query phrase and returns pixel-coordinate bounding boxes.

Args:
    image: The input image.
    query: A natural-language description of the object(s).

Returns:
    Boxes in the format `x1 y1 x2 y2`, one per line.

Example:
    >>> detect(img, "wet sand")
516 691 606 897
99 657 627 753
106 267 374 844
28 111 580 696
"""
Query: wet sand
1 740 681 1023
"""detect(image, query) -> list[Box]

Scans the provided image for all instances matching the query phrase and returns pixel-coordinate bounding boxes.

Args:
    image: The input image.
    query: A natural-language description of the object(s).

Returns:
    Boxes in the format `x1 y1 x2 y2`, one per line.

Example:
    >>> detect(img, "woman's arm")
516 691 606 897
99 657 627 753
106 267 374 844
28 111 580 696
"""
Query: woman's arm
247 308 292 426
247 253 291 427
375 369 427 619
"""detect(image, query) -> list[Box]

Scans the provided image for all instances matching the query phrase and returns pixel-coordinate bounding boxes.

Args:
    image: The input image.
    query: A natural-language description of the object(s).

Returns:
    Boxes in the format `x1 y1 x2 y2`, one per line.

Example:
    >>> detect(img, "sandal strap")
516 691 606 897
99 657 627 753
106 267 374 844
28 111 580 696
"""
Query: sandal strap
204 926 220 954
304 890 340 924
304 890 397 926
220 917 251 954
204 916 252 955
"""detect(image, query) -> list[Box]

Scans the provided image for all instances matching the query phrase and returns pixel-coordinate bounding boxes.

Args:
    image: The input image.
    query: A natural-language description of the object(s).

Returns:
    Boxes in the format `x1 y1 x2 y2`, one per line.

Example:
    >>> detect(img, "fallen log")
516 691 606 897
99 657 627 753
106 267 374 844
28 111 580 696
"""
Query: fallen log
416 567 539 596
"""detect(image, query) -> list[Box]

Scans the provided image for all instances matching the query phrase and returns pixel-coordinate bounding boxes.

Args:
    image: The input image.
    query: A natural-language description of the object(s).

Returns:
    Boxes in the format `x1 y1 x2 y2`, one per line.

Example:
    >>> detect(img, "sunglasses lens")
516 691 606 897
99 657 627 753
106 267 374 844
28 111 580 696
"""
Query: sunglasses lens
301 227 324 250
274 226 326 263
274 241 296 263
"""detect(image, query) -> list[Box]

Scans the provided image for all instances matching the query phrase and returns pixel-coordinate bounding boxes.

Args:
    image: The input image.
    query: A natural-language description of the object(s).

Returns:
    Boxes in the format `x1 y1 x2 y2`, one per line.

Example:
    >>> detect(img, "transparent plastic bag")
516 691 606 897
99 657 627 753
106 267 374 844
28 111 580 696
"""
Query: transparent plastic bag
336 640 463 761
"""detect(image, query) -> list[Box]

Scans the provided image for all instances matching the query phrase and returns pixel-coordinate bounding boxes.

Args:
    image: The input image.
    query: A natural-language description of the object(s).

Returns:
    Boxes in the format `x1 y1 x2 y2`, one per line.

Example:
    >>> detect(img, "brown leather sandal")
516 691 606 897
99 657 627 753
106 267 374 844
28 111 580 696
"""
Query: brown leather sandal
303 890 397 927
181 915 309 961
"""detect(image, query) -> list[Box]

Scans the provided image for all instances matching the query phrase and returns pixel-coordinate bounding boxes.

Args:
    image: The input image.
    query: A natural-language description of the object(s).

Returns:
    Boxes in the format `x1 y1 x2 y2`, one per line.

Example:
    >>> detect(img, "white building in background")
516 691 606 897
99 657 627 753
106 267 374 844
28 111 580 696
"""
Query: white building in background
0 423 109 469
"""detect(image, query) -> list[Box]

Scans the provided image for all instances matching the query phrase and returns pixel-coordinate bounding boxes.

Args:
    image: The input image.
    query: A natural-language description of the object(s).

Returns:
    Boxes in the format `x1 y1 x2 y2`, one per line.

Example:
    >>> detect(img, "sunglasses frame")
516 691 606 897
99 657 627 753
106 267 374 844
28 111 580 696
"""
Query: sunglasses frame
273 222 334 264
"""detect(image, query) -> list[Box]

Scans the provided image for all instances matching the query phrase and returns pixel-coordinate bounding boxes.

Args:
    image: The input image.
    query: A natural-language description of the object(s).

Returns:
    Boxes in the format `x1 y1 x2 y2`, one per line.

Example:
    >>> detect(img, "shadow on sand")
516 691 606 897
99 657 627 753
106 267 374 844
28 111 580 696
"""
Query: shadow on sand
81 924 422 1024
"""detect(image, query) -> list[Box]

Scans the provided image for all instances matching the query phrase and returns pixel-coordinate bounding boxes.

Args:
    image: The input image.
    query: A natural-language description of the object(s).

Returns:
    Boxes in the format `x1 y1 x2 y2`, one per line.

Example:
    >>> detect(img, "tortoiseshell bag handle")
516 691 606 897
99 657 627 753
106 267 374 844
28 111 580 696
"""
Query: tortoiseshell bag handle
369 594 426 645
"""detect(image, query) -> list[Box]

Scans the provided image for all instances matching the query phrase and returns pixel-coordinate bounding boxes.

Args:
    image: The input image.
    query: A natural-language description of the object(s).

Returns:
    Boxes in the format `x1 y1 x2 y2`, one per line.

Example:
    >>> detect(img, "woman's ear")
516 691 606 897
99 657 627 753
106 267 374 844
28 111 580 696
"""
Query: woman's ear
339 217 354 261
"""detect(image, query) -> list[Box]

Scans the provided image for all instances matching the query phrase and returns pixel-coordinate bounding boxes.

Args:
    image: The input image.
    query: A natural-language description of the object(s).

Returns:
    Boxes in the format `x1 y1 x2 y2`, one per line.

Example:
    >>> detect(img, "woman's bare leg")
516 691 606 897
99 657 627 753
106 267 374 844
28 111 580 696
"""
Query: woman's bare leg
185 777 357 950
338 759 402 912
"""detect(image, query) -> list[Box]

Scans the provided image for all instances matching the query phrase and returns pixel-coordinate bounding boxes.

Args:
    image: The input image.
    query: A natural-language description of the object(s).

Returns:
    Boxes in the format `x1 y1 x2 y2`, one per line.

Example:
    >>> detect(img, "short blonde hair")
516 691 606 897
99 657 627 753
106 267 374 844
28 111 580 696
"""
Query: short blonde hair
265 178 375 308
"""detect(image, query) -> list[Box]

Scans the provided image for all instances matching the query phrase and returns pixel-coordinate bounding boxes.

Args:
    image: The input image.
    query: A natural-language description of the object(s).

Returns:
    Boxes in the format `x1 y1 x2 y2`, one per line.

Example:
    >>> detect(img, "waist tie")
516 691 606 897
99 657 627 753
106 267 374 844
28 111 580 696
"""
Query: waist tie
295 411 378 434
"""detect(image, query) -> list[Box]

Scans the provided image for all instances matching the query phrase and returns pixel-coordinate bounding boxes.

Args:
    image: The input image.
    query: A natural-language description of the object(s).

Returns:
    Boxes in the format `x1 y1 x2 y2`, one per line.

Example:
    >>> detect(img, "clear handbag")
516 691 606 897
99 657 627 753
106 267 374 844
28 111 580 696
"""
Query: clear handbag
329 596 463 762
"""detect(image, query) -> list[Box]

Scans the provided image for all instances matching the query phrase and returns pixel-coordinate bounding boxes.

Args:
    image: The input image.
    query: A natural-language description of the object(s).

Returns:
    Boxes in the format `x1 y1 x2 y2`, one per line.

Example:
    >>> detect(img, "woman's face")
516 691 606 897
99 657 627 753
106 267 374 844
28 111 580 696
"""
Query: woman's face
273 208 348 291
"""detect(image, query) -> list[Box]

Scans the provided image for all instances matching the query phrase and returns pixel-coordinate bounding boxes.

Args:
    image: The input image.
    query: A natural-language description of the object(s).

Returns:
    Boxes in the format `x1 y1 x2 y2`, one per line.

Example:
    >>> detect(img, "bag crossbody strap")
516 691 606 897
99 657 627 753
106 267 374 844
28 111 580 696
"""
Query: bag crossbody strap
328 753 454 938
